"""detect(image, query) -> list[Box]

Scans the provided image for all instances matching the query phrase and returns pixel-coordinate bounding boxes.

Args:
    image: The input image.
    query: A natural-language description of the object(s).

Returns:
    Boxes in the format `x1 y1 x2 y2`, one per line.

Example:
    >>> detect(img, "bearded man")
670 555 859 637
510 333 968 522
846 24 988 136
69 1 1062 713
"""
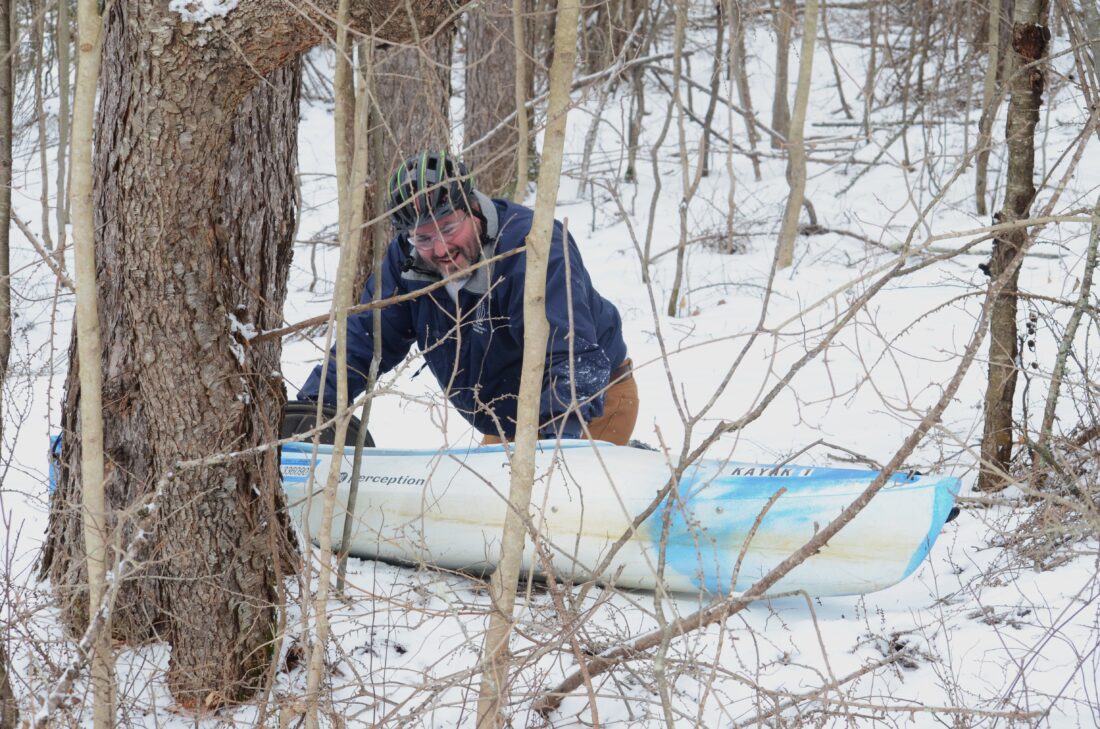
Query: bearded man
298 151 638 444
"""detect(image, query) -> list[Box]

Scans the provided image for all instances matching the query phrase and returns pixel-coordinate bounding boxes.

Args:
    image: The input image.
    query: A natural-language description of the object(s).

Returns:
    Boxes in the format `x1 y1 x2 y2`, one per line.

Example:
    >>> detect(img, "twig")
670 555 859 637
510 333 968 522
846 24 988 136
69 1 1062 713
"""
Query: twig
31 490 163 728
252 246 524 343
11 212 74 290
536 213 1025 714
1035 193 1100 468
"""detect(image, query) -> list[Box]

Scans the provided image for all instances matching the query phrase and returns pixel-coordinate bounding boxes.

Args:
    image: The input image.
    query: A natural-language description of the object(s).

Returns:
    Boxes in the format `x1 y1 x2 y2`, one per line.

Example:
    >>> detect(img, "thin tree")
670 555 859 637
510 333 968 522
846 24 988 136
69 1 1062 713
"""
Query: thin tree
70 0 113 724
975 0 1003 215
977 0 1051 491
0 0 16 723
39 0 461 708
730 0 761 180
0 0 11 406
776 0 819 269
512 0 529 200
304 9 372 726
474 0 579 723
1034 194 1100 475
771 0 793 147
1082 0 1100 100
666 0 727 315
56 0 71 243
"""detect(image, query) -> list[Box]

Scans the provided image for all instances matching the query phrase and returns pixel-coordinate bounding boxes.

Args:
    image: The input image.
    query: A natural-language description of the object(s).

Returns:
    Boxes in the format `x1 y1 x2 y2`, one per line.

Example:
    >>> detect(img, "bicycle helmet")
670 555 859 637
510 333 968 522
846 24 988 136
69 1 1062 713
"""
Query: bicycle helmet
386 151 475 234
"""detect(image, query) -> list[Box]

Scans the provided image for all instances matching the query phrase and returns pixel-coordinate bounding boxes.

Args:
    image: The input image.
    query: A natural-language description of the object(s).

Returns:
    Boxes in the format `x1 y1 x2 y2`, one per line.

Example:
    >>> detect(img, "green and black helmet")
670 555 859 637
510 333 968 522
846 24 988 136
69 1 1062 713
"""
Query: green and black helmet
386 151 474 234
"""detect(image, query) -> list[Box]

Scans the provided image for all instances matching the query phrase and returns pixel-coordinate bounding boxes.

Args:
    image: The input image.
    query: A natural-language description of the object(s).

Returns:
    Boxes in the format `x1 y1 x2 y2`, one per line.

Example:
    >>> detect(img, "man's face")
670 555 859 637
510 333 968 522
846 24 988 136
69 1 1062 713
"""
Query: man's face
407 209 481 277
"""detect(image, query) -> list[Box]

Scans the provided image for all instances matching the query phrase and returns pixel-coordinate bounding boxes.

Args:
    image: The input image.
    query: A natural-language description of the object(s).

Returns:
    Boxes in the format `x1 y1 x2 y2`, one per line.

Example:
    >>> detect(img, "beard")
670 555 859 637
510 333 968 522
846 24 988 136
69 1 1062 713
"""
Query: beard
421 235 482 277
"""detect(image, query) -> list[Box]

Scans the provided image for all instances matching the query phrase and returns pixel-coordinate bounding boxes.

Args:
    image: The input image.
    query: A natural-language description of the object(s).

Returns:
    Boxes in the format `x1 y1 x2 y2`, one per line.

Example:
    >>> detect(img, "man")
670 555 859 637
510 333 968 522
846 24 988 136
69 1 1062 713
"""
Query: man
298 151 638 445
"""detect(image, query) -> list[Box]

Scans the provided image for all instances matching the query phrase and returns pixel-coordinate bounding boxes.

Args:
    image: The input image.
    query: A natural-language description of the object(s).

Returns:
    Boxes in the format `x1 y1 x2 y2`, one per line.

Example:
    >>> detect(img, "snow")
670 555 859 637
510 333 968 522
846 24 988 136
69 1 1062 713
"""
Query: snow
168 0 239 25
2 9 1099 729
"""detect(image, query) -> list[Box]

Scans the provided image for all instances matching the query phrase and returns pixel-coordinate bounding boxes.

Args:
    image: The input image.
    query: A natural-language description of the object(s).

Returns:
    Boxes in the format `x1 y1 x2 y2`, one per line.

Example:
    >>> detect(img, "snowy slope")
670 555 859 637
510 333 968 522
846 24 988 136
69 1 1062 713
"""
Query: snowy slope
2 9 1098 728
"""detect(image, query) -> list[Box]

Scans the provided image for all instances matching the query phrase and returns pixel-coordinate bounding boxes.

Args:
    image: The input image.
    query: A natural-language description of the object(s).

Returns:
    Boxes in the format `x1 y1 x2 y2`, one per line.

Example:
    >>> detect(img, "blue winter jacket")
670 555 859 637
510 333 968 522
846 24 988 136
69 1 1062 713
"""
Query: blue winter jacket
298 192 628 439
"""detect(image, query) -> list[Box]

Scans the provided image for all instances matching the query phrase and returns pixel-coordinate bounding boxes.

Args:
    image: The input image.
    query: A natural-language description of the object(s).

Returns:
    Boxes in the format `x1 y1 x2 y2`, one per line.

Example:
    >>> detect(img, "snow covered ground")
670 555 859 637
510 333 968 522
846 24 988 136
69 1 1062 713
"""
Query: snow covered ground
2 10 1099 727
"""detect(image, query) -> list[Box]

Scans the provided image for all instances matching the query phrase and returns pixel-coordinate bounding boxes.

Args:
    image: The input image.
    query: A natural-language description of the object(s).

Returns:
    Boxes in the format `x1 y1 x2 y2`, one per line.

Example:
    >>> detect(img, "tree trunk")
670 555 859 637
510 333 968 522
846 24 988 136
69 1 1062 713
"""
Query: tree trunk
977 0 1050 492
730 1 761 180
975 0 1003 215
0 11 14 697
353 34 452 296
70 0 115 723
475 0 580 722
0 0 12 413
771 0 793 148
0 644 16 729
1081 0 1100 106
375 37 452 166
56 0 71 240
39 0 461 707
776 0 818 269
512 0 530 199
465 0 519 198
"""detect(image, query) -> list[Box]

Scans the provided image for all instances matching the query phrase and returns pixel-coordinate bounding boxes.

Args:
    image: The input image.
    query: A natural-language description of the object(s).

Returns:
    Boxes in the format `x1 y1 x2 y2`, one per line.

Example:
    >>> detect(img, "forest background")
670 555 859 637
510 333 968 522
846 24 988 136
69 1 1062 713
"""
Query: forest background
0 0 1099 726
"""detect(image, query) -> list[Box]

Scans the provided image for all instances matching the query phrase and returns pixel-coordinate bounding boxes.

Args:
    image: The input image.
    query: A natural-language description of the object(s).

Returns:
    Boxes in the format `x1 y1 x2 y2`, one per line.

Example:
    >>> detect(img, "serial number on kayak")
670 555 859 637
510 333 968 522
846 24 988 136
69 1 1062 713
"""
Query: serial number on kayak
727 466 816 477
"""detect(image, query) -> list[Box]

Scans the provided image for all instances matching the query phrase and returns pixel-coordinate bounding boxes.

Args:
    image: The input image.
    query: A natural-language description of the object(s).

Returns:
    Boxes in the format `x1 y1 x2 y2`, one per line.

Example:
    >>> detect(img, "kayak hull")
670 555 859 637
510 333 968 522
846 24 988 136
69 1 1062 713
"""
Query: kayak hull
281 441 959 597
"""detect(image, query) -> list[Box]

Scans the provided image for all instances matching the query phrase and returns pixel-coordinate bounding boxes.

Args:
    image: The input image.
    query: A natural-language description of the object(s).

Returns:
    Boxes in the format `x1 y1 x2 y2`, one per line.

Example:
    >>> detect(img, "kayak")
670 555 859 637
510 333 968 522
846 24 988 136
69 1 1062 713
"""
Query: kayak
281 440 960 597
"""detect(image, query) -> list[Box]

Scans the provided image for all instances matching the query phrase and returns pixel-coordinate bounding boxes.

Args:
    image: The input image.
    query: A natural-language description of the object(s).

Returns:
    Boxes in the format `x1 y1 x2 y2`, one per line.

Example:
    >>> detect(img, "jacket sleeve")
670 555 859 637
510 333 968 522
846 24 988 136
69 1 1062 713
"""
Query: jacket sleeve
297 246 417 406
506 223 614 438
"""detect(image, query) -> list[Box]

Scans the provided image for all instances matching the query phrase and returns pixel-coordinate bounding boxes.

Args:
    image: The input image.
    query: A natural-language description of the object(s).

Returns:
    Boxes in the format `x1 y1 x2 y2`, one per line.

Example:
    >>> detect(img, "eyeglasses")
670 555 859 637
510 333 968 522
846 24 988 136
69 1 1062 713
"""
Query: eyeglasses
407 212 468 250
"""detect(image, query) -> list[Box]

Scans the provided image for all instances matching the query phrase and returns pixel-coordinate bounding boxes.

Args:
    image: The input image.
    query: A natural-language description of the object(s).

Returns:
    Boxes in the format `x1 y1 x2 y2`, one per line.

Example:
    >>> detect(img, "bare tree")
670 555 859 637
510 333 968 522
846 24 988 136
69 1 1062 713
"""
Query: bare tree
465 0 520 197
975 0 1004 215
512 0 530 199
771 0 793 147
977 0 1051 491
0 0 11 406
776 0 818 269
69 0 113 724
475 0 579 723
0 0 14 724
56 0 71 242
730 0 761 179
304 9 373 726
40 0 461 708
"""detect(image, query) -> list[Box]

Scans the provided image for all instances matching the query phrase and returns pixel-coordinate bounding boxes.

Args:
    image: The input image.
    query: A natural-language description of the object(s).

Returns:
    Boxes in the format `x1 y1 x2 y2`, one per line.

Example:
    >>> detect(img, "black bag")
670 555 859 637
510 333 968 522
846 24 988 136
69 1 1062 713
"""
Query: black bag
280 401 375 447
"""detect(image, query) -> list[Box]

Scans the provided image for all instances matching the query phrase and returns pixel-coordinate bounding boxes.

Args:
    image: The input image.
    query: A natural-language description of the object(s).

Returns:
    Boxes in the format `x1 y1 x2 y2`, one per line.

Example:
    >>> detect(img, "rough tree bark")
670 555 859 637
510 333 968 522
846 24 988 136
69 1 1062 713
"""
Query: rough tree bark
465 0 519 197
40 0 461 707
977 0 1050 492
353 34 453 296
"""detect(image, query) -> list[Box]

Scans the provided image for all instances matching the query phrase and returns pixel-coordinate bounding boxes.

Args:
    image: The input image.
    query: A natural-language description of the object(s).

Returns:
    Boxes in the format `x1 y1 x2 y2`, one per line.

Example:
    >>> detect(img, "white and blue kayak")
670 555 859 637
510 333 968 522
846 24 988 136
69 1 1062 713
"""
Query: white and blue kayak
281 441 960 597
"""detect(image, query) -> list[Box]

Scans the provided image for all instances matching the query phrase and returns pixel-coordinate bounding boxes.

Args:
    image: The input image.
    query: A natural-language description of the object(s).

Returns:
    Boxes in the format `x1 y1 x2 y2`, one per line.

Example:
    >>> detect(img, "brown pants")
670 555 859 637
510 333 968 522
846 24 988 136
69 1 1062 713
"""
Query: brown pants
482 359 639 446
